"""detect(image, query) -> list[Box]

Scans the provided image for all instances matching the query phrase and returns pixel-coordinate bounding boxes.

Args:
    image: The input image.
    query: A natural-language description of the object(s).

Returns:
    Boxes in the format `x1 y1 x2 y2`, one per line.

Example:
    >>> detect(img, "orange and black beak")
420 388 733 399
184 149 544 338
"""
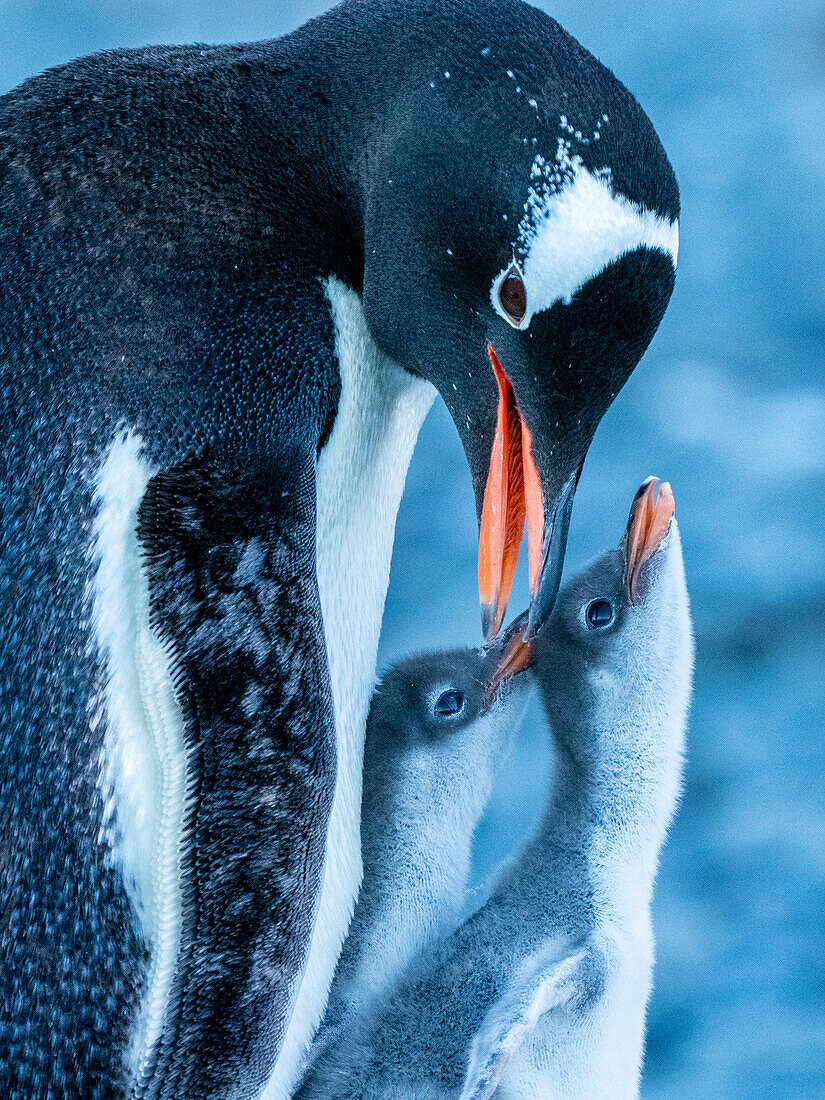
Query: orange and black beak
484 609 532 705
478 344 580 641
623 476 675 603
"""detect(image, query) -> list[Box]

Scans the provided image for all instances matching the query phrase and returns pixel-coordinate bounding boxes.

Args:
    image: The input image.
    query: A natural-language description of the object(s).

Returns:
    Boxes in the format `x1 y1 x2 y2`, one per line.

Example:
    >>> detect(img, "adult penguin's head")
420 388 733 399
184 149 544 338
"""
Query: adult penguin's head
357 0 679 638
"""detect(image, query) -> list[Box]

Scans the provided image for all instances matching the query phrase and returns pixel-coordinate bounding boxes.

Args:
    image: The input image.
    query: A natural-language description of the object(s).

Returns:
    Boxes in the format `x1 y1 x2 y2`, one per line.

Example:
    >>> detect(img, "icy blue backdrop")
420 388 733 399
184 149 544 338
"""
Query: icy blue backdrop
2 2 822 1095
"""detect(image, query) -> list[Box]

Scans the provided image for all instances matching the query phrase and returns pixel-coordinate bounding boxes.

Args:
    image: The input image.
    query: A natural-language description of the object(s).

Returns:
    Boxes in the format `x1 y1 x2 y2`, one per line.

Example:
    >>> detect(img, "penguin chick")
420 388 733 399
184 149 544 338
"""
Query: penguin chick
297 477 693 1100
309 615 533 1069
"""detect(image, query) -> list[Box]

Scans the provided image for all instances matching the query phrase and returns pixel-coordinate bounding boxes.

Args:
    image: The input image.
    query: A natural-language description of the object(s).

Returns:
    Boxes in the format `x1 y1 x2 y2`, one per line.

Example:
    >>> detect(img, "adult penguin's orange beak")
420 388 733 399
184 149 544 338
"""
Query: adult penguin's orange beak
478 345 575 641
477 346 528 641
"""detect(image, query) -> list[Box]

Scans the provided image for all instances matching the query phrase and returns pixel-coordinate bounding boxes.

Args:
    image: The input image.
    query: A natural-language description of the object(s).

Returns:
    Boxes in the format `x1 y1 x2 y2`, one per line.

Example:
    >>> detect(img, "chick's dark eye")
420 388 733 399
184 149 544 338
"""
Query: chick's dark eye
434 689 464 717
499 266 527 325
586 600 614 628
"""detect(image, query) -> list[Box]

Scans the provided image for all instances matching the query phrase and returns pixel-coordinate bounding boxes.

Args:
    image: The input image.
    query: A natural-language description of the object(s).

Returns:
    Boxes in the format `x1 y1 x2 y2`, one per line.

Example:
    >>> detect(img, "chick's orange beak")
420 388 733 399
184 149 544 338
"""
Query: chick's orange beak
478 345 545 640
624 476 675 603
485 610 532 703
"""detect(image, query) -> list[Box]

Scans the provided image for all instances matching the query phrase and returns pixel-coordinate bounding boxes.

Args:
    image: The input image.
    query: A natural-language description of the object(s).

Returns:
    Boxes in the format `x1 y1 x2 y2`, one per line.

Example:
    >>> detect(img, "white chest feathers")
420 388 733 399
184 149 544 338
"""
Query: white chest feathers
90 429 188 1089
496 934 652 1100
261 277 435 1099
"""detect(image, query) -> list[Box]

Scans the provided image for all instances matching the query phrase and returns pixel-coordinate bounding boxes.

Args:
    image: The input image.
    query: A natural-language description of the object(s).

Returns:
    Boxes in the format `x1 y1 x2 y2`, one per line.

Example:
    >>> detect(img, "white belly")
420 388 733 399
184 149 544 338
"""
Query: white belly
261 277 435 1099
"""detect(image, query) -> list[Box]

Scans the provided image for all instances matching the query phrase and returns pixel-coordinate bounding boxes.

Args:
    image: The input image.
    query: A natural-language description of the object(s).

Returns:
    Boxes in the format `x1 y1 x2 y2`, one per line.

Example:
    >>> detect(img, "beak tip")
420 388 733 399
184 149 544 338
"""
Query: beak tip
487 614 533 699
481 603 497 642
624 476 677 602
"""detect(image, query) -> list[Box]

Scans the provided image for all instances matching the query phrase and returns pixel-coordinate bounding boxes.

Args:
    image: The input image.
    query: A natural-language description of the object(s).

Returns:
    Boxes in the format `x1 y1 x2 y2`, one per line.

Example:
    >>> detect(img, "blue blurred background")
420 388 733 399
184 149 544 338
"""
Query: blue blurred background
2 1 823 1095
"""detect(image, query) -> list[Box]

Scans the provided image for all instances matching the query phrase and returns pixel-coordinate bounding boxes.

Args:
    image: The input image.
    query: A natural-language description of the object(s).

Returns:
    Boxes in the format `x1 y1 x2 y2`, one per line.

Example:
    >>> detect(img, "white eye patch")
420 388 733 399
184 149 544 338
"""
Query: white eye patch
491 156 679 330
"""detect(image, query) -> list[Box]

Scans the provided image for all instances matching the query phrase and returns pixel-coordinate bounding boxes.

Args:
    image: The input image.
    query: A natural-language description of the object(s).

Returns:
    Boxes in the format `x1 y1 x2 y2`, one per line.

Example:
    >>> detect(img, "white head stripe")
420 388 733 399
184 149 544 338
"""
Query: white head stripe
492 160 678 329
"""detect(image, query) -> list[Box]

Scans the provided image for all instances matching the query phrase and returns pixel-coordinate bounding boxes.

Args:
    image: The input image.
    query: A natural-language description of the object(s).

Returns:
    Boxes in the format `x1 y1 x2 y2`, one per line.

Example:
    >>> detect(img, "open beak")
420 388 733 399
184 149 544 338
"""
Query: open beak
478 345 581 641
485 610 532 703
623 476 675 603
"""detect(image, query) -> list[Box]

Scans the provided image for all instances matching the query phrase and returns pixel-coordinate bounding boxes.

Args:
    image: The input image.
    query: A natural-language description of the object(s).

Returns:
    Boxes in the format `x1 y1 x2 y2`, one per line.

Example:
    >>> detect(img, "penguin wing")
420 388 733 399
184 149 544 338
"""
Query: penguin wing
135 452 336 1099
459 937 606 1100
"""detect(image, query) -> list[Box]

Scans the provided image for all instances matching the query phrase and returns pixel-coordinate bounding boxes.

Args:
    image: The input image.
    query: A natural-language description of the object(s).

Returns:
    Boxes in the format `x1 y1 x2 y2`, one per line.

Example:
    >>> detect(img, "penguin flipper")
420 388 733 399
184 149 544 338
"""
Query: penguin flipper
459 937 606 1100
135 452 336 1099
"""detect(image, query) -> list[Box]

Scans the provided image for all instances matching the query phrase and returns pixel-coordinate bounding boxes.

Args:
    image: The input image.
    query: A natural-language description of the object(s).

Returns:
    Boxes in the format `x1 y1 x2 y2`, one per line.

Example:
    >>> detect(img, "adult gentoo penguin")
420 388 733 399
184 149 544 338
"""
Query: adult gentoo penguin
309 615 532 1069
297 477 694 1100
0 0 679 1096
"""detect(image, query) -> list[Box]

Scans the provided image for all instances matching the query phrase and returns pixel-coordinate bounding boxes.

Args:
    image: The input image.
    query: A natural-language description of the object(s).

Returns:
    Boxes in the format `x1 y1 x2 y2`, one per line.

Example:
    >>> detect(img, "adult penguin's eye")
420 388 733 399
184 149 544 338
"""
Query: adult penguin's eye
499 266 527 326
586 600 614 628
434 689 464 717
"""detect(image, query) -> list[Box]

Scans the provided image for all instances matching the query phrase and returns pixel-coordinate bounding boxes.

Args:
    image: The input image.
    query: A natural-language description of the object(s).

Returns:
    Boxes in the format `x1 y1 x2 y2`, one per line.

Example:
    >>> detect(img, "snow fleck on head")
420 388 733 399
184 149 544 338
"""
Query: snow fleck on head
489 114 678 330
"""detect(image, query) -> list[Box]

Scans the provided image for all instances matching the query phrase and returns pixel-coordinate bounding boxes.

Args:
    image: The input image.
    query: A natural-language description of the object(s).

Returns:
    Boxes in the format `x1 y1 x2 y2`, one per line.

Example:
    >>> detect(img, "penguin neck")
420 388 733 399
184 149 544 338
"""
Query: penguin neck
343 754 486 1004
513 716 682 925
364 739 500 916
